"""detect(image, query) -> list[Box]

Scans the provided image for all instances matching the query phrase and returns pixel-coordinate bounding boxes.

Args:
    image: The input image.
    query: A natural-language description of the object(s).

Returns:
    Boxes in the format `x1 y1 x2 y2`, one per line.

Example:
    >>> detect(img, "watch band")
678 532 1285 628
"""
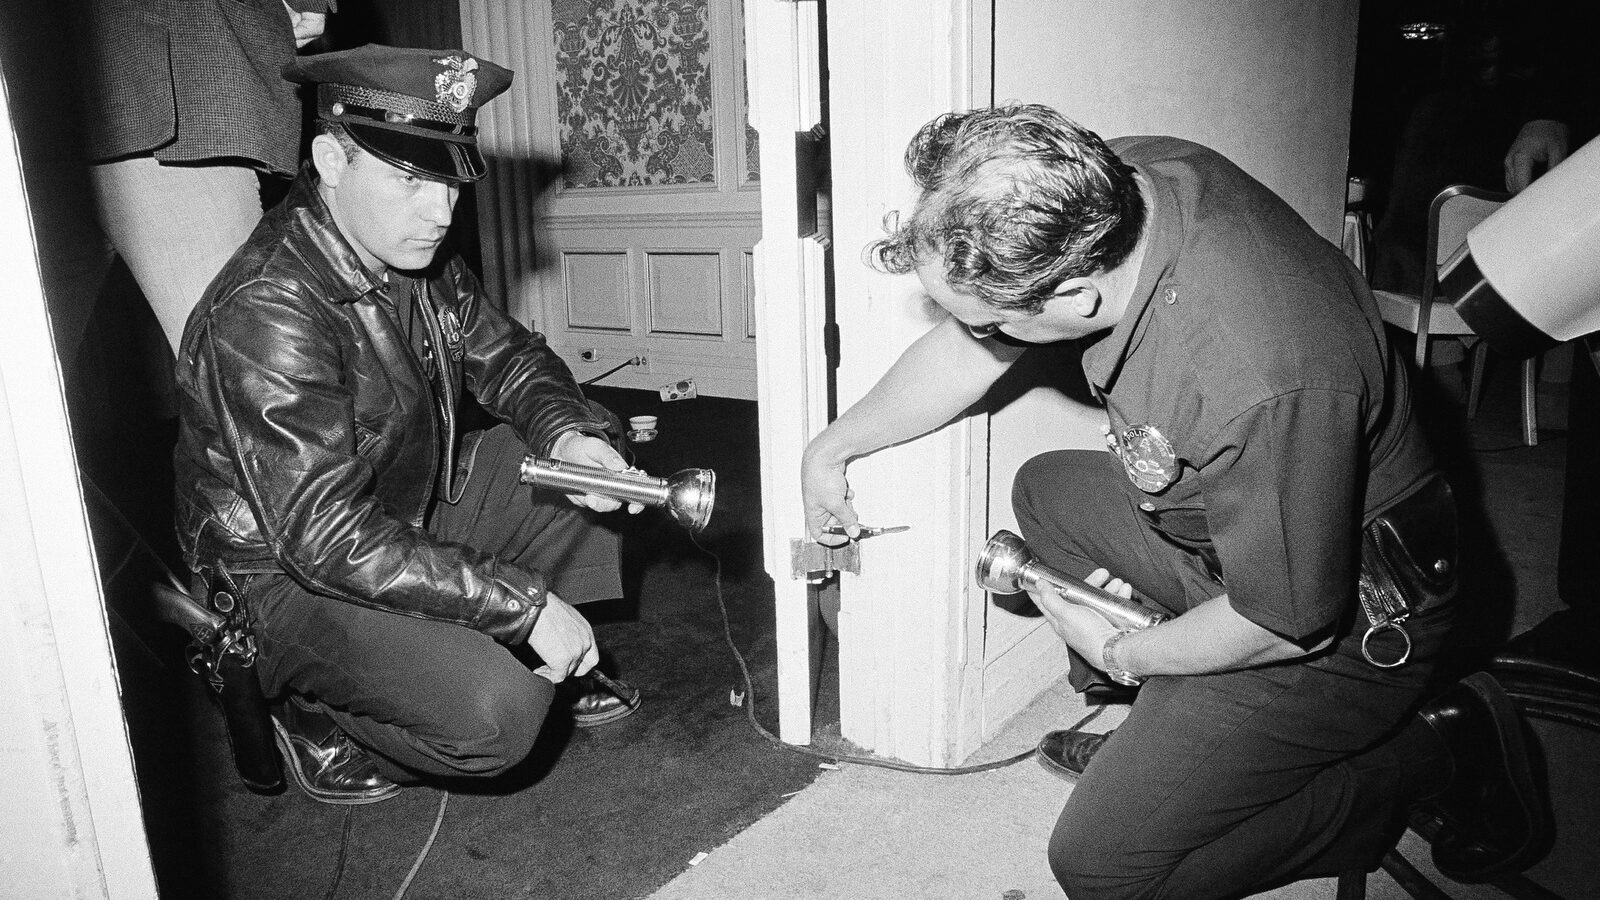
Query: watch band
1102 629 1143 687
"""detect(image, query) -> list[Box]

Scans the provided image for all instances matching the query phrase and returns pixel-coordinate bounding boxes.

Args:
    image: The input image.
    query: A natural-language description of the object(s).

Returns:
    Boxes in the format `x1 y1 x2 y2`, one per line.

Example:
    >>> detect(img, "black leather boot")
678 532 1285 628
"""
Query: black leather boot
1412 671 1552 883
272 696 399 805
565 672 642 728
1036 729 1113 780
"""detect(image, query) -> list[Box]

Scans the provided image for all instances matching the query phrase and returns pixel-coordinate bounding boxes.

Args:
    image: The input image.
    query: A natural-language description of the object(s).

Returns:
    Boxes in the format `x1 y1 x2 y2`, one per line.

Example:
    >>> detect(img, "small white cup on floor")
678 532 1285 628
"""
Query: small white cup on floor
627 415 658 443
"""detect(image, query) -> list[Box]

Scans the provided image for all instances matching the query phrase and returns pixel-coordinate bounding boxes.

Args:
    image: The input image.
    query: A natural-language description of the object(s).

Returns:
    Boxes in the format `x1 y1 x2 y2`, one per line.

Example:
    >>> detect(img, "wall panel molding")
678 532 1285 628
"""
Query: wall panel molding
560 252 633 331
646 252 725 336
545 209 762 230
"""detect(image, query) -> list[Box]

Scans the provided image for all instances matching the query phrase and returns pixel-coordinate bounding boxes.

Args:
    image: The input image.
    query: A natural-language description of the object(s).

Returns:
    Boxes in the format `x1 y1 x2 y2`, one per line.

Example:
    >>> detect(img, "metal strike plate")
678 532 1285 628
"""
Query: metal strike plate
791 539 860 581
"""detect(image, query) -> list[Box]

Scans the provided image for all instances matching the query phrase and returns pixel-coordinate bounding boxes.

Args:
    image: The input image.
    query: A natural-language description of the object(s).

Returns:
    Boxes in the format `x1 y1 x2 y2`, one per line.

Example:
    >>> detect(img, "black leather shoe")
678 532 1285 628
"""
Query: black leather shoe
567 672 641 728
1413 672 1552 882
272 697 399 805
1036 729 1112 780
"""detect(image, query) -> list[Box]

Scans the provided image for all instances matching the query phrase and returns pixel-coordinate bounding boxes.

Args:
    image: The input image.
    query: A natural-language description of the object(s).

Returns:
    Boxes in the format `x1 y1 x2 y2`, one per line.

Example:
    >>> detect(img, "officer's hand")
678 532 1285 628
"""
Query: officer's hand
1027 567 1131 664
548 431 645 515
526 590 599 684
801 441 858 546
1504 119 1569 194
283 2 328 48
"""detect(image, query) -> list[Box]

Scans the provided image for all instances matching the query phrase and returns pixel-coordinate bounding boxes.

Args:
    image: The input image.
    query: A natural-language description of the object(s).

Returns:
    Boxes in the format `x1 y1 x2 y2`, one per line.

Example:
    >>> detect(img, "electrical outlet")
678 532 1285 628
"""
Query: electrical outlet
659 378 697 401
579 348 601 362
632 355 649 372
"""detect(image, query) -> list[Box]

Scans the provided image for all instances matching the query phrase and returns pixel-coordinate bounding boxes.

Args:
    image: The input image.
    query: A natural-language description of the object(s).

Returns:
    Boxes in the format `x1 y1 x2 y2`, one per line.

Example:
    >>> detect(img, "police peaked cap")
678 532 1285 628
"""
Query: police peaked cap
286 44 513 182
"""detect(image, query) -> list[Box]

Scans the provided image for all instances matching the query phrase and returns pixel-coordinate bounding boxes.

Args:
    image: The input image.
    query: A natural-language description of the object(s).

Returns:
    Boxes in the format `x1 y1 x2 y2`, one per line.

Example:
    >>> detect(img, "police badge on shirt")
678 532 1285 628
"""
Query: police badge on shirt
1105 420 1180 493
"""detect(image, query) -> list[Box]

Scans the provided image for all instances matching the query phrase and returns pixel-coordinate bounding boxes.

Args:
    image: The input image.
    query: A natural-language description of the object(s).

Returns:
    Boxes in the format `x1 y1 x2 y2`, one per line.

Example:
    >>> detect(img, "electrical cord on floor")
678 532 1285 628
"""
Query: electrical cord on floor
392 789 450 900
689 531 1108 775
311 788 447 900
581 357 644 386
321 807 354 900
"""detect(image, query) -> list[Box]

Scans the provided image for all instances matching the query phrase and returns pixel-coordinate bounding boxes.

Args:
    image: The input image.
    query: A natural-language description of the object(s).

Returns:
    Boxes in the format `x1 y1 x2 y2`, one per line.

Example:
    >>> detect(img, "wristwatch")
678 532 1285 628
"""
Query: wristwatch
1101 629 1143 687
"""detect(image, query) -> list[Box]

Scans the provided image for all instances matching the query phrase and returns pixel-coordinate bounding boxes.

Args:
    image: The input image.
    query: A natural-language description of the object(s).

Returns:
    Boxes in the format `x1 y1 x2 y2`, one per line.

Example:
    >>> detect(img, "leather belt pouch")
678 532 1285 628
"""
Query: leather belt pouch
1356 476 1459 667
205 568 284 793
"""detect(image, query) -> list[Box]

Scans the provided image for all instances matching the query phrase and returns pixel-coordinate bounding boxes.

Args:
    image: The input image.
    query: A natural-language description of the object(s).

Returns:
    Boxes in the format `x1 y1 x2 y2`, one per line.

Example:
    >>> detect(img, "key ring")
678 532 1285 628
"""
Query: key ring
1360 619 1413 668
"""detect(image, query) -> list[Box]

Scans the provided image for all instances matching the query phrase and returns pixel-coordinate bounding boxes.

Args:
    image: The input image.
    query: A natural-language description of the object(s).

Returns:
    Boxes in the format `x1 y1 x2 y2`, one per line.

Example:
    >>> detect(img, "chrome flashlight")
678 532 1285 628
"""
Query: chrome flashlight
976 529 1168 631
518 455 716 533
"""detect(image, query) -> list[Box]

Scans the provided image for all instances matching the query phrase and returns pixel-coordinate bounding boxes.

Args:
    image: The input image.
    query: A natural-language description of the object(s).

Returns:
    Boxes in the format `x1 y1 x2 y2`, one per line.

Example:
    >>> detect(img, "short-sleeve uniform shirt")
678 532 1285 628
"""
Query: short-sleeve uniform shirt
1081 137 1435 641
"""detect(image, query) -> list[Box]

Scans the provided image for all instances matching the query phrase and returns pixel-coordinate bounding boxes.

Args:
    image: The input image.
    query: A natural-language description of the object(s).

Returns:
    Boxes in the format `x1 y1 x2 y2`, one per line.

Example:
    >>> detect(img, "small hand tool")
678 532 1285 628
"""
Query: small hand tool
822 523 910 540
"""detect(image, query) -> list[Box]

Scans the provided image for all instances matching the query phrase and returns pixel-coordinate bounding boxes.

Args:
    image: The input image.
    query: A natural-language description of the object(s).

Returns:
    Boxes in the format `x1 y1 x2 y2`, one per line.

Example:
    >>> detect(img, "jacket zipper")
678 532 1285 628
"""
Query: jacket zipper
413 279 463 503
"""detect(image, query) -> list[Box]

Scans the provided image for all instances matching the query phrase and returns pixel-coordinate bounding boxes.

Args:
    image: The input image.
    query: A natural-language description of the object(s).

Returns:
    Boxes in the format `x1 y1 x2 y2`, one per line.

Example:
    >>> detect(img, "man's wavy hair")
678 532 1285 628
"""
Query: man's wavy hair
869 104 1146 313
317 120 362 164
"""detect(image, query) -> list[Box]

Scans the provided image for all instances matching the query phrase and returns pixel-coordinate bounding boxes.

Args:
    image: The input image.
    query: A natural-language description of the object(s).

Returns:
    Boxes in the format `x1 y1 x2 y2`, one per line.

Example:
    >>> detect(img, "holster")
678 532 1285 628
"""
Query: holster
196 567 283 793
1356 475 1459 668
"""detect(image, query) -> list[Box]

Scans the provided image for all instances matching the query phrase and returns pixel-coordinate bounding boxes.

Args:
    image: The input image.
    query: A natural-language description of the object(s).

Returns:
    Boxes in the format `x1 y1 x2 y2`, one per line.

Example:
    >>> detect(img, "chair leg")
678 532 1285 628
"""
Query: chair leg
1466 342 1489 419
1522 356 1538 446
1379 850 1456 899
1336 868 1368 900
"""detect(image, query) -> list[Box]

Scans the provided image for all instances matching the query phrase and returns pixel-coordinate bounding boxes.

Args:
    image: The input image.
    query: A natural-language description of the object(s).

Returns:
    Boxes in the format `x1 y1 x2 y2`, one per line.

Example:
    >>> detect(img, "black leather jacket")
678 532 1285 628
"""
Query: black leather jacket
174 170 606 644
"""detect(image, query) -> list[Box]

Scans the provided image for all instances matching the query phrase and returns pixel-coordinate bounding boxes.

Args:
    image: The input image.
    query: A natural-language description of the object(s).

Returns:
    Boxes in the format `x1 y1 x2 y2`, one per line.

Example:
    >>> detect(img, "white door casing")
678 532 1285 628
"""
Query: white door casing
745 0 827 743
0 69 159 898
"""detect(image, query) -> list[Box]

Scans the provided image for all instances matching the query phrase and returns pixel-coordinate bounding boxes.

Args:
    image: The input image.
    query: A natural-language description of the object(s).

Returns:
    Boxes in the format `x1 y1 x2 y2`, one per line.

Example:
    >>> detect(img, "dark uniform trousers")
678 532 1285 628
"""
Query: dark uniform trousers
1014 449 1457 900
242 423 624 783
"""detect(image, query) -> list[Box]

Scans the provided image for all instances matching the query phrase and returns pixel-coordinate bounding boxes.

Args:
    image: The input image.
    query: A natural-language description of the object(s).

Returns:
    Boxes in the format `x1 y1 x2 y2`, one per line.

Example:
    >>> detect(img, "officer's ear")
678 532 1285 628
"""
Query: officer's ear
1050 277 1102 319
310 133 350 187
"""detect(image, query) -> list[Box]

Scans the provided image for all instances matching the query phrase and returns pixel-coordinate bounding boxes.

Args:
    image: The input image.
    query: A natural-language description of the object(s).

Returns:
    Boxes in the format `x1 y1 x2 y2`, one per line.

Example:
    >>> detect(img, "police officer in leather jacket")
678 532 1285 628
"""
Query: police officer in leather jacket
174 45 640 804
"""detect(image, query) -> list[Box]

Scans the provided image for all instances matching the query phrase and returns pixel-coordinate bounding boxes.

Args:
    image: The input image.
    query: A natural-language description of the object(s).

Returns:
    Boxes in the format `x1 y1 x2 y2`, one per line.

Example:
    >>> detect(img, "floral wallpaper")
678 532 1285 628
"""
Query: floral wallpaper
553 0 718 189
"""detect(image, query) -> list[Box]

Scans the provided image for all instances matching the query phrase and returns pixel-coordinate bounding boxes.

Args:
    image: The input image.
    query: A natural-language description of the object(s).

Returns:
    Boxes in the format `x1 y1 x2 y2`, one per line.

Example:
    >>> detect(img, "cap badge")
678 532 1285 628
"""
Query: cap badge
433 55 479 113
1105 422 1179 493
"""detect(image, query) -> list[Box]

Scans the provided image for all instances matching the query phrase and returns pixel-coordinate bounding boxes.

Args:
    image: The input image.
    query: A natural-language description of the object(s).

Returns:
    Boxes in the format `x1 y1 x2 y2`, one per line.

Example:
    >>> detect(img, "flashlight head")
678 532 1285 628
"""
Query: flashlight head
663 468 716 533
975 530 1032 594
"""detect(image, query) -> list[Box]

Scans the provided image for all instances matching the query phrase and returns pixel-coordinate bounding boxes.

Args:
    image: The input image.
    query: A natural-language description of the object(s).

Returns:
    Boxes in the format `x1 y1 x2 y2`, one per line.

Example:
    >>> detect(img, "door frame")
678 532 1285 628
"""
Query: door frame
745 0 829 743
0 70 160 898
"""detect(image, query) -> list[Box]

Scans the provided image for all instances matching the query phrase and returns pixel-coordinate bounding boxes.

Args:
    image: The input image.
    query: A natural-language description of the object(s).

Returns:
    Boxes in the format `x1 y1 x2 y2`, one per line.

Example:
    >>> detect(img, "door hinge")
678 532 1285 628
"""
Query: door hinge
791 539 859 581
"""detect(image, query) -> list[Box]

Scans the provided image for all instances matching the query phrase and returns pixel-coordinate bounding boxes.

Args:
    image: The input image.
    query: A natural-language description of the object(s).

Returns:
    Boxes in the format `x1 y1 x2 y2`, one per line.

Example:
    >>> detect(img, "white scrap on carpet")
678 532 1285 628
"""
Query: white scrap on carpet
688 852 709 866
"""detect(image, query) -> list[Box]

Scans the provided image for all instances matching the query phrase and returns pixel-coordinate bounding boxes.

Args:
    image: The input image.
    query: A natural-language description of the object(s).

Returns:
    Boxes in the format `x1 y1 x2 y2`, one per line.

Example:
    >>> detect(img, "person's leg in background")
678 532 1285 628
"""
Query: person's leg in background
87 157 271 572
89 156 265 355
